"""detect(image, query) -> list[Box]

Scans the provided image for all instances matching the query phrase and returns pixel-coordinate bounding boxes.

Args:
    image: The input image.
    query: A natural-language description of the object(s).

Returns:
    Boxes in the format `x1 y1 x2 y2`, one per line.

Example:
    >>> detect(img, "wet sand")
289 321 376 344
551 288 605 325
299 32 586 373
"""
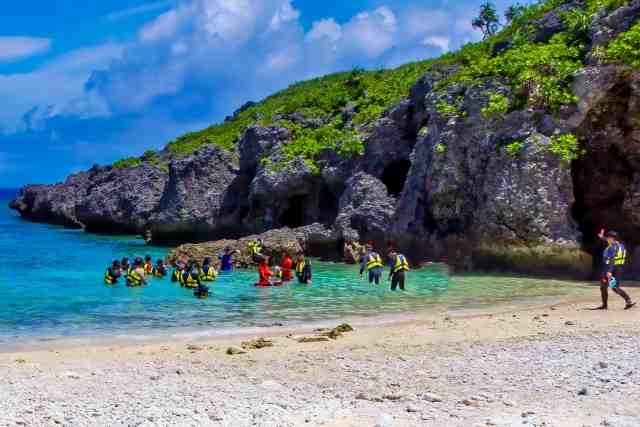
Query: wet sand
1 287 639 426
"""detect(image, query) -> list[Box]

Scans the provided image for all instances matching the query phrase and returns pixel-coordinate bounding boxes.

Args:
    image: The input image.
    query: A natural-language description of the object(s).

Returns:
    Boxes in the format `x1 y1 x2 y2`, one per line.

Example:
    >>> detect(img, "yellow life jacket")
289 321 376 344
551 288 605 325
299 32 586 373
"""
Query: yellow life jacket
184 271 199 288
366 253 384 270
127 270 144 287
248 241 262 255
200 266 217 282
392 254 410 273
296 261 305 274
104 269 115 285
144 262 153 274
614 243 627 266
171 270 182 283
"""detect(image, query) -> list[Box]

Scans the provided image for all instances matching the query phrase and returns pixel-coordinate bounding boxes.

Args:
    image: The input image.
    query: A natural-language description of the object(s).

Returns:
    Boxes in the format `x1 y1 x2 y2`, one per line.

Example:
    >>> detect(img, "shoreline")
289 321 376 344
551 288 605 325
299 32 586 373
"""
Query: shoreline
2 287 640 426
0 289 595 354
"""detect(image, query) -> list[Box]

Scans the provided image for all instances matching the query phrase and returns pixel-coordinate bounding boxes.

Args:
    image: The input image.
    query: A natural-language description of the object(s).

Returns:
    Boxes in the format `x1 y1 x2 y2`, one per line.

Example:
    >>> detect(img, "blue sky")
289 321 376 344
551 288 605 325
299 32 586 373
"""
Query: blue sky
0 0 514 187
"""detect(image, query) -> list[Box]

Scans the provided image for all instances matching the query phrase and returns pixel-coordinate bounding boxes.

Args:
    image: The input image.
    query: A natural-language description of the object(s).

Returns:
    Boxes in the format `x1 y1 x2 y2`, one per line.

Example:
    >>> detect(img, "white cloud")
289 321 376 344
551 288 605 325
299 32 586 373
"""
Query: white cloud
424 36 451 52
306 18 342 43
341 7 397 59
105 1 174 22
0 37 51 62
0 43 123 132
140 9 179 42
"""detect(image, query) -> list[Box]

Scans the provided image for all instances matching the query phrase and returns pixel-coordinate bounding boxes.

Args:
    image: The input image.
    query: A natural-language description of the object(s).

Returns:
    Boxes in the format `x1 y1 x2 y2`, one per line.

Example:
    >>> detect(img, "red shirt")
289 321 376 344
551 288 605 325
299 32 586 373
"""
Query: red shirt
281 256 293 281
258 264 272 285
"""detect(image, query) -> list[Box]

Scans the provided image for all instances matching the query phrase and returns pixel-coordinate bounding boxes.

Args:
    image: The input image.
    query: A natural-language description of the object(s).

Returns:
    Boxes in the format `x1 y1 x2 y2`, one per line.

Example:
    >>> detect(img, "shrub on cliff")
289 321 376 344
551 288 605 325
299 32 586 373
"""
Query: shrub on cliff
606 21 640 68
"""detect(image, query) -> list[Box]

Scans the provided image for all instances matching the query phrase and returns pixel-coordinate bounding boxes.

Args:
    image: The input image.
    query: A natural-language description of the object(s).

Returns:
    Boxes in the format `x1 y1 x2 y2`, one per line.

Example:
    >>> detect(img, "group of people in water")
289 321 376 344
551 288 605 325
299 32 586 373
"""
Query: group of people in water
103 239 411 297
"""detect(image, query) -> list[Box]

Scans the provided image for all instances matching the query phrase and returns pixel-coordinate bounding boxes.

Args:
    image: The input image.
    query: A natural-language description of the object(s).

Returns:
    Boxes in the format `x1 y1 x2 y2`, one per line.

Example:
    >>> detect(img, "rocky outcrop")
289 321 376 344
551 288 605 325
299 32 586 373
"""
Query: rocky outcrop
149 146 240 243
166 227 303 268
75 165 167 234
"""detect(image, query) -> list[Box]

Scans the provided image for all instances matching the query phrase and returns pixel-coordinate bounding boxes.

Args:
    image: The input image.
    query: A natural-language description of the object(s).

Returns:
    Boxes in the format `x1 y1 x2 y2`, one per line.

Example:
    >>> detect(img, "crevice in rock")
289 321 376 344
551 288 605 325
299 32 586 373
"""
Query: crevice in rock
280 195 309 229
318 185 340 225
381 159 412 197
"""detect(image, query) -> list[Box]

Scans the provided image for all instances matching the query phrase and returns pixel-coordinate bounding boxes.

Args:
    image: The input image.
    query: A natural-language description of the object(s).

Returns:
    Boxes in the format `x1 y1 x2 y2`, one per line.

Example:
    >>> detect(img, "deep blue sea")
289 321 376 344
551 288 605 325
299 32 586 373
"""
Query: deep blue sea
0 189 587 342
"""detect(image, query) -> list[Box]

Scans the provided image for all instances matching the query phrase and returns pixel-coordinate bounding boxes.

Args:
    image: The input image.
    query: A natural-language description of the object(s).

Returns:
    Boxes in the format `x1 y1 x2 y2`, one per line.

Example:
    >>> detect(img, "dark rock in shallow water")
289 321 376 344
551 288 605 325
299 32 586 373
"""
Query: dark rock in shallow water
166 227 303 268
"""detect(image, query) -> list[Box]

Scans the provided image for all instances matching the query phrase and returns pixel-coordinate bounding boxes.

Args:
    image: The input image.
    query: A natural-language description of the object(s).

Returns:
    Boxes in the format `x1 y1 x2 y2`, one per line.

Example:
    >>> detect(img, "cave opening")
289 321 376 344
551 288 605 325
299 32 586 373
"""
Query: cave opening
318 186 340 224
280 195 308 228
569 80 637 276
381 159 411 197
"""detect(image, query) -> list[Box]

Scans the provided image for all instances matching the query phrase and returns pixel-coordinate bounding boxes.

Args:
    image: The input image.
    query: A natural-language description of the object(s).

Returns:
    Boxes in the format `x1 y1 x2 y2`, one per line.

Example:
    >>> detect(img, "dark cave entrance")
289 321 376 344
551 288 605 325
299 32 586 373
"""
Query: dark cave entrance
280 195 308 228
318 186 340 224
381 160 411 197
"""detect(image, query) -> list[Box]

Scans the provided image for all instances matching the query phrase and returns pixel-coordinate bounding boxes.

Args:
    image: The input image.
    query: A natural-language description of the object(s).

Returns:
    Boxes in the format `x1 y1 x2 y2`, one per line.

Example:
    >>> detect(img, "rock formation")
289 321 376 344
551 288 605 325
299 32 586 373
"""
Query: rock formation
10 1 640 278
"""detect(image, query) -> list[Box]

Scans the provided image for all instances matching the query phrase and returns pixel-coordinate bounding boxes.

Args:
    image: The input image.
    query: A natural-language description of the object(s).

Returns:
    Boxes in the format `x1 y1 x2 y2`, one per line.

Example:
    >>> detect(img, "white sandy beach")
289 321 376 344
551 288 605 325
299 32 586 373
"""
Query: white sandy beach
1 288 639 427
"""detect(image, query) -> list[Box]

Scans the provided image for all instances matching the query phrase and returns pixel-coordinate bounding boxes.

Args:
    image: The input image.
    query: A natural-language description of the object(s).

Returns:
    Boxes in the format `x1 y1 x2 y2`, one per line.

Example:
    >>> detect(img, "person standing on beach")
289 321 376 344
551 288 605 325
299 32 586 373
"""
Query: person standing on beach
387 248 410 291
596 229 635 310
360 242 384 285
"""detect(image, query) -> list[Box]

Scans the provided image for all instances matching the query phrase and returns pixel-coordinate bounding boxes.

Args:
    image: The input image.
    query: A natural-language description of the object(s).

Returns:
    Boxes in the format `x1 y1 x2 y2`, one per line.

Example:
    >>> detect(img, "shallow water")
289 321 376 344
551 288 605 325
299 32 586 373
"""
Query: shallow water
0 189 591 341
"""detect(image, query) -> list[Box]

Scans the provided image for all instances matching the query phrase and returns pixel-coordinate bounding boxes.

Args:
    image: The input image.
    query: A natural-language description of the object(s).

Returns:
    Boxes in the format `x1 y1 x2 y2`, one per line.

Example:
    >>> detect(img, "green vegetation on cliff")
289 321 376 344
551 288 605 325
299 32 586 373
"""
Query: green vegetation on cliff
112 0 636 170
606 21 640 67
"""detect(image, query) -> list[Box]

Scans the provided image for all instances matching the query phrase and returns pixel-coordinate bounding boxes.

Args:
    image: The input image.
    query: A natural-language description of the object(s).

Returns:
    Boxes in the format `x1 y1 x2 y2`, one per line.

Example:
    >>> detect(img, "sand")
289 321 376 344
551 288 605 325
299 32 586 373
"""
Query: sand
1 287 639 426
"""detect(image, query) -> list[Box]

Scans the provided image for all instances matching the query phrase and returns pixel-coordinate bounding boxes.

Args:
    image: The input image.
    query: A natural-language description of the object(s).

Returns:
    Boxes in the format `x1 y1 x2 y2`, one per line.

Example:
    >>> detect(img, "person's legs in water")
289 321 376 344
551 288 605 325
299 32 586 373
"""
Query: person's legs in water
368 270 375 284
397 271 405 290
373 269 381 285
391 272 404 291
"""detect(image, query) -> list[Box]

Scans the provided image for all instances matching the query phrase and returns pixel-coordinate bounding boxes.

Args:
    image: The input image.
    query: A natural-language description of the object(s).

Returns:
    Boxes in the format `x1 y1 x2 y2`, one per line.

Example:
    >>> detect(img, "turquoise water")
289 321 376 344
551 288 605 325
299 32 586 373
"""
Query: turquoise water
0 189 588 341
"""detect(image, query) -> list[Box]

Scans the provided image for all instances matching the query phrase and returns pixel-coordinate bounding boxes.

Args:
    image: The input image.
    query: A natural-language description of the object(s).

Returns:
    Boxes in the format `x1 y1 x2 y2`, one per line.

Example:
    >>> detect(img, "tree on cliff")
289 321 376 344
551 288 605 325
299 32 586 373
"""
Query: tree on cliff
504 4 526 23
472 1 501 39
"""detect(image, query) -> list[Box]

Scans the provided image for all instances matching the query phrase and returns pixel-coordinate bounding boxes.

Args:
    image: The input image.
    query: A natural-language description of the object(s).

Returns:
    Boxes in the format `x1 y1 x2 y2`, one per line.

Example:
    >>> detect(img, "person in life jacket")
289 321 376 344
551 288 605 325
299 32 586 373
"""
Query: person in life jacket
280 250 294 282
218 247 236 272
257 256 277 286
248 238 265 263
596 229 635 310
143 255 154 275
194 282 209 299
104 260 122 285
153 259 167 277
387 248 410 291
126 257 147 287
121 257 132 276
171 262 186 284
200 257 218 282
295 253 312 284
183 260 201 289
359 242 384 285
